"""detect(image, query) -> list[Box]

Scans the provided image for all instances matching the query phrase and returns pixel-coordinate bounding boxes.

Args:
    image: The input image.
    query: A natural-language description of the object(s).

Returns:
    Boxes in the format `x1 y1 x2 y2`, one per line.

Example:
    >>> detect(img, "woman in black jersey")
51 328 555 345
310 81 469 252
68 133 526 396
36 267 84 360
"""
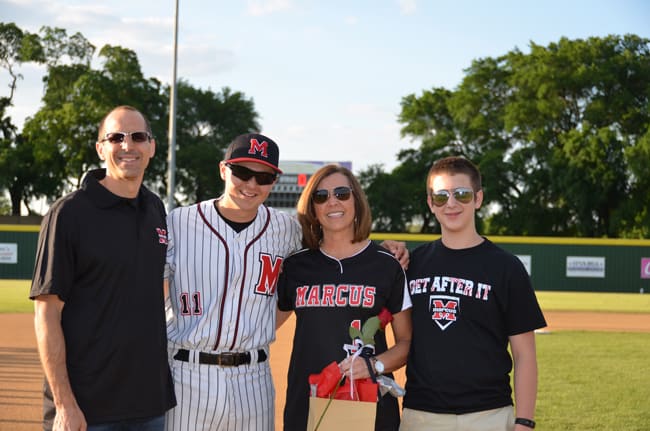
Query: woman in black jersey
277 164 412 431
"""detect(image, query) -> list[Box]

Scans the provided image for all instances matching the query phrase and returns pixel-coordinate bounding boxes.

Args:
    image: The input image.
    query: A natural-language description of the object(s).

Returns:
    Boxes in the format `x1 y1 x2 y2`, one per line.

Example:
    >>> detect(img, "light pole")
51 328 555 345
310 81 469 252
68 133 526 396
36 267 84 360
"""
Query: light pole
167 0 179 211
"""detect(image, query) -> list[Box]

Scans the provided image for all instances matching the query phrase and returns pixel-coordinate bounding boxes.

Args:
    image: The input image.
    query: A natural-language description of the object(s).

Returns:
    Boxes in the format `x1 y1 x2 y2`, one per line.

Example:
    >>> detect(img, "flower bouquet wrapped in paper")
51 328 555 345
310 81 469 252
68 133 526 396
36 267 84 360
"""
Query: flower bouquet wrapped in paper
306 308 405 431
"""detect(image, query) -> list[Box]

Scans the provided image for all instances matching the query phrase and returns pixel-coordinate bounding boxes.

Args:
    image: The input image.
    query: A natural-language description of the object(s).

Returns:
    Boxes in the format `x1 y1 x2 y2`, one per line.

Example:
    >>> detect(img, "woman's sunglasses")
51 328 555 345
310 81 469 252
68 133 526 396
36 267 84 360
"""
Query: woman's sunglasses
226 163 277 185
100 131 151 144
431 187 475 207
312 186 353 205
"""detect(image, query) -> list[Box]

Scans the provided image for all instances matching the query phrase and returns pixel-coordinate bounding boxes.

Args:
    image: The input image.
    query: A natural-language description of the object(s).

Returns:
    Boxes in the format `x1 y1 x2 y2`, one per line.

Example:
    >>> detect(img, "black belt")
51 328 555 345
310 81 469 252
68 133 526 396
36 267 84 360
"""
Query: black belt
173 349 267 366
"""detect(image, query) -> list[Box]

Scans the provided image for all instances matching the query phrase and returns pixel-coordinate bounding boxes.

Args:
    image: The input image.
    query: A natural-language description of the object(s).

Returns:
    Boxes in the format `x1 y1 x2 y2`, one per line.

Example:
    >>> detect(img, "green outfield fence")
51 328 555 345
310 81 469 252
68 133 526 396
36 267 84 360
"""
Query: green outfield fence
0 224 40 280
370 233 650 293
1 224 649 293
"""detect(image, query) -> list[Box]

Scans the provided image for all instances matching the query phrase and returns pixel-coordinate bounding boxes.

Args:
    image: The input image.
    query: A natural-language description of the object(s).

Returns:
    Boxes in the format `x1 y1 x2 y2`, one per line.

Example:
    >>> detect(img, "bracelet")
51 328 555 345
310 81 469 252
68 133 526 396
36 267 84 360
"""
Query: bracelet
515 418 536 428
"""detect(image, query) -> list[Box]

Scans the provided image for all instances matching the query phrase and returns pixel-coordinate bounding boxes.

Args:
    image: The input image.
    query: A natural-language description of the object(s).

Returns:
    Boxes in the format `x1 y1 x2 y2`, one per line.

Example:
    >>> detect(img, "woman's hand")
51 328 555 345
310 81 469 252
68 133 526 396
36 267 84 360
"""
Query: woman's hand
338 355 374 380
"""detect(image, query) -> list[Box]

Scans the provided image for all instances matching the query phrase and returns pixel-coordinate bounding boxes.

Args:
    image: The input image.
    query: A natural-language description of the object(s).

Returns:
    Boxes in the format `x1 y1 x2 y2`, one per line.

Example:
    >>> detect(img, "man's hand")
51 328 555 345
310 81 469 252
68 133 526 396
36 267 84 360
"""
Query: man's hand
53 403 87 431
380 240 409 269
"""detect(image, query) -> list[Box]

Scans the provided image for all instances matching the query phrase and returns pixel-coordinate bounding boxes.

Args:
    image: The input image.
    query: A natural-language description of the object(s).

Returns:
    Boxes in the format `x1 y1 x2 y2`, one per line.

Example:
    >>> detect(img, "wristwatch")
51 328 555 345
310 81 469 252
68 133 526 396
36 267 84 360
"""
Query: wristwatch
371 357 385 374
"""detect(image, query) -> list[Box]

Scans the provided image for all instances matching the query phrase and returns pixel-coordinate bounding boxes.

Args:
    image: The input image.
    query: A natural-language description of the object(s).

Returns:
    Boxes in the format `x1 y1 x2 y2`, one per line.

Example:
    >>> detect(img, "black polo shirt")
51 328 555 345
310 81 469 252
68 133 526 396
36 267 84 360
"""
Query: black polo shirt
31 169 176 425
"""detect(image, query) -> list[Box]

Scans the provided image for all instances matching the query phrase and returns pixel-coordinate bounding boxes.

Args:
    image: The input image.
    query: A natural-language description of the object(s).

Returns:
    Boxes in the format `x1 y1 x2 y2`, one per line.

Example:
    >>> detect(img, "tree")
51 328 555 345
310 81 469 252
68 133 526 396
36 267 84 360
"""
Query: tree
22 40 168 200
8 26 262 210
173 82 260 204
1 23 265 213
391 88 460 232
619 125 650 237
502 35 650 236
0 22 46 214
392 34 650 237
19 27 98 200
0 194 10 214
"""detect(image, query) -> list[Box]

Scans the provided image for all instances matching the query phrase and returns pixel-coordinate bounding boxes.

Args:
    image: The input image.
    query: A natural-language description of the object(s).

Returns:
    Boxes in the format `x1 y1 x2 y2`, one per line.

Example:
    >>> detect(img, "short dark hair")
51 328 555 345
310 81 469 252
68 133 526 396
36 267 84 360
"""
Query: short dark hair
297 164 372 250
97 105 152 141
427 156 482 194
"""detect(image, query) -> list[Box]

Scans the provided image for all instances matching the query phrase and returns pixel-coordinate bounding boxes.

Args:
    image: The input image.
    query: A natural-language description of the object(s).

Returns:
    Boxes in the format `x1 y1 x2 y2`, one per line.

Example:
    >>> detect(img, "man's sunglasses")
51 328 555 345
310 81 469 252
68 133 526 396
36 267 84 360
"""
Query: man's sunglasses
226 163 277 185
312 186 353 205
431 187 475 207
100 131 151 144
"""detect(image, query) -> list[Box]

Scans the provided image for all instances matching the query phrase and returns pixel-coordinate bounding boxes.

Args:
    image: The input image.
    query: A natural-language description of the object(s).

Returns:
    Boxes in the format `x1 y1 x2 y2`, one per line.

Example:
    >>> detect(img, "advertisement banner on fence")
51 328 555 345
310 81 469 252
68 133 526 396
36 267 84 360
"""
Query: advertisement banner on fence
641 258 650 279
0 243 18 264
566 256 605 278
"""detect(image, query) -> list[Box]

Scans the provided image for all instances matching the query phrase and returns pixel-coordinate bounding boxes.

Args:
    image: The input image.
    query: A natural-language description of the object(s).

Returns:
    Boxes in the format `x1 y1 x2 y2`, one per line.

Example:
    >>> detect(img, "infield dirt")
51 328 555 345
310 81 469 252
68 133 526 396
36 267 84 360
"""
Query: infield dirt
1 311 649 431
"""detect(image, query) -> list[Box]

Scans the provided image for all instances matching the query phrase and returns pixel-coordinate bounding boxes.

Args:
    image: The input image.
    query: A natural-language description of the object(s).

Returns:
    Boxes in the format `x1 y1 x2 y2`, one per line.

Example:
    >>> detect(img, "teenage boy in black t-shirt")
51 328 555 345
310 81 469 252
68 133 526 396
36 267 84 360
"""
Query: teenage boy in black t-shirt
401 156 546 431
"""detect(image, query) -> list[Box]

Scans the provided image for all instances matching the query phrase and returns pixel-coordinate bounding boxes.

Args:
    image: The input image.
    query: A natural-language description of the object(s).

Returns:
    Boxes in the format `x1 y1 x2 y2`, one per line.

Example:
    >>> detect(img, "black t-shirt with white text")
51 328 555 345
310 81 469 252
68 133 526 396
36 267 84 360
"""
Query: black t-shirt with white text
403 238 546 414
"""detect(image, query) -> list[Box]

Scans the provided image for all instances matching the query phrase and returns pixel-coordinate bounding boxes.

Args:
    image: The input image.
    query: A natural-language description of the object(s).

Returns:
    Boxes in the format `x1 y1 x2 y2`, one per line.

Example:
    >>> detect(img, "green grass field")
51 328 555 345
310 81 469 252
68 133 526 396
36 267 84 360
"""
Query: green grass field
0 279 34 313
536 290 650 313
4 279 650 314
2 280 650 430
536 330 650 430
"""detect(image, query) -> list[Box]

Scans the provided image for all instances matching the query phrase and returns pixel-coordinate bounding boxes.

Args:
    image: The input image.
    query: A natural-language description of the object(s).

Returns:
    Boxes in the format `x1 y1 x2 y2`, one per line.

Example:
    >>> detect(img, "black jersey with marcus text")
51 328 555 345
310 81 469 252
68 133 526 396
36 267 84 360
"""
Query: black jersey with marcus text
277 241 410 431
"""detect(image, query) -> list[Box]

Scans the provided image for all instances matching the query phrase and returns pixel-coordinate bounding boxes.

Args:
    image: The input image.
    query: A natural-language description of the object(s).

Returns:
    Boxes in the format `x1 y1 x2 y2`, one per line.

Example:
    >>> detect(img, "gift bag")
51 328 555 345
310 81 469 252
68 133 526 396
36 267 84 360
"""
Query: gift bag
306 396 377 431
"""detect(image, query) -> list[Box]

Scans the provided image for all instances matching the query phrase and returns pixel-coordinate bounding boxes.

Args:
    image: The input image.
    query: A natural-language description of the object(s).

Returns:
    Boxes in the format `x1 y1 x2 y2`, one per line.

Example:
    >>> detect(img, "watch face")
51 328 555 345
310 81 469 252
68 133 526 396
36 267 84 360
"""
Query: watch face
375 359 385 373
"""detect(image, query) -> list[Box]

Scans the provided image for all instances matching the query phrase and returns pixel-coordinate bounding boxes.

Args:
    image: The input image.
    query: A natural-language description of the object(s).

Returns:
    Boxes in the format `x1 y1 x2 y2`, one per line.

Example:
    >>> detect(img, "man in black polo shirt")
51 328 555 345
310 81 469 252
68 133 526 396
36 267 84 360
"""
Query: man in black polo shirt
31 105 176 431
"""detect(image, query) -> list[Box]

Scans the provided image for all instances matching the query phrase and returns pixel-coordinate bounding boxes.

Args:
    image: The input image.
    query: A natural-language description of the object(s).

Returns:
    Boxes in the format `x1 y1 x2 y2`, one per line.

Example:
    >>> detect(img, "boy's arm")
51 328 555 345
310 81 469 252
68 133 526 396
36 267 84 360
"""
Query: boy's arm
510 331 538 429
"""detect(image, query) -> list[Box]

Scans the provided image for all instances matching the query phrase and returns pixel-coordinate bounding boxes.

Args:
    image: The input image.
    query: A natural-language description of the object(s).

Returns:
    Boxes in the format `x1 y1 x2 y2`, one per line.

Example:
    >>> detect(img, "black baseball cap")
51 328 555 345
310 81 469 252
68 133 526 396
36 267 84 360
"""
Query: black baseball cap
224 133 282 174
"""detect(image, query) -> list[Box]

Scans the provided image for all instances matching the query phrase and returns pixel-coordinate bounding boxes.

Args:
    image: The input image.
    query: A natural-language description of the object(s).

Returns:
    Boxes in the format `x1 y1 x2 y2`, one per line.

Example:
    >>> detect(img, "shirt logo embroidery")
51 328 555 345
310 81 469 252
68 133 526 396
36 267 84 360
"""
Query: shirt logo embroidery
429 295 459 330
156 227 168 245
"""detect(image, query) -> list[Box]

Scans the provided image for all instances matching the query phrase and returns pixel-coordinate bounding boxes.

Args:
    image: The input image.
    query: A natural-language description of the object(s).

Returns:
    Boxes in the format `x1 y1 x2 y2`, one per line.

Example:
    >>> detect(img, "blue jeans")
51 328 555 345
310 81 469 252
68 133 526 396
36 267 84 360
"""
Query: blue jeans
87 415 165 431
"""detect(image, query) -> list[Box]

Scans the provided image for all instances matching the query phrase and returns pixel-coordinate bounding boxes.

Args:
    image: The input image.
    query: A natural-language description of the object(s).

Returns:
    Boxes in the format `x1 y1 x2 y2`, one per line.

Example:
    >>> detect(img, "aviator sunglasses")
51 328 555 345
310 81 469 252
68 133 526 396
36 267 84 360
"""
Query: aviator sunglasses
312 186 353 204
431 187 475 207
226 163 277 185
100 131 151 144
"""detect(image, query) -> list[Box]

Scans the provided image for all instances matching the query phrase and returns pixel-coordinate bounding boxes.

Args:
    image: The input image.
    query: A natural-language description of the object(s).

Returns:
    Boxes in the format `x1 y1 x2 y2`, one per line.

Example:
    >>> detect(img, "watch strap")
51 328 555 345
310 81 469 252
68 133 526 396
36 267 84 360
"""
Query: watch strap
362 356 377 382
515 418 536 428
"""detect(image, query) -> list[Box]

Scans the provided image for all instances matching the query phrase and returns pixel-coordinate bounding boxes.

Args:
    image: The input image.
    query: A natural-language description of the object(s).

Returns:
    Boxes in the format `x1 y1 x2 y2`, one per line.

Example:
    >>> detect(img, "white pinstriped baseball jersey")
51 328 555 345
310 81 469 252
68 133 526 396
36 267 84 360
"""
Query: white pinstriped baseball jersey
165 198 302 353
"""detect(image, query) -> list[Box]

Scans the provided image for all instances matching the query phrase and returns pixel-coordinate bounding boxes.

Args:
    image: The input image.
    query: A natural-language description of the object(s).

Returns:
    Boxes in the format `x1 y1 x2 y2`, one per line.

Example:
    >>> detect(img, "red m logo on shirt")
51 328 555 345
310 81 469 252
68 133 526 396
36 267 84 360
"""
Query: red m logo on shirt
430 295 459 330
254 254 283 295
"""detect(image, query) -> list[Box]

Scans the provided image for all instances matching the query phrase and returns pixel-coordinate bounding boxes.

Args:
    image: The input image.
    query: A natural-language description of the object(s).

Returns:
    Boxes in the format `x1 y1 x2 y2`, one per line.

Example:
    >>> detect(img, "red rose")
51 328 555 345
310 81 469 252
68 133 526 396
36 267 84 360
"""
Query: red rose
377 307 393 330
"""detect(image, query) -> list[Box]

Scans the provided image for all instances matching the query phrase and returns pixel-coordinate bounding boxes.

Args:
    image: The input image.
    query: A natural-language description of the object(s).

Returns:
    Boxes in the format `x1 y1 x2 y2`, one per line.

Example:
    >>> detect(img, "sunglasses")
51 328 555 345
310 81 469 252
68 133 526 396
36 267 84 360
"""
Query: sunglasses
226 163 277 185
312 186 353 204
100 131 151 144
431 187 475 207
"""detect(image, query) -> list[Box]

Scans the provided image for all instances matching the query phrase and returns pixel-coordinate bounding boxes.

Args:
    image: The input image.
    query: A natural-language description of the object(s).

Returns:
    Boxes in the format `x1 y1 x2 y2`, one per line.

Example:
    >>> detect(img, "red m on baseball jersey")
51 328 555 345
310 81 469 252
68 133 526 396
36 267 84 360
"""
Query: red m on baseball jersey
254 254 283 295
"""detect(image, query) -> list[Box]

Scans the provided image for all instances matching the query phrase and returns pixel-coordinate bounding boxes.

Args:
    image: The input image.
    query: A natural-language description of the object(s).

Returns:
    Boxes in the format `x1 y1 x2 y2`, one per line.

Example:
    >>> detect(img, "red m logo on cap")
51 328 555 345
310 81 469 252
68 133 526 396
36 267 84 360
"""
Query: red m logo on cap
248 139 269 158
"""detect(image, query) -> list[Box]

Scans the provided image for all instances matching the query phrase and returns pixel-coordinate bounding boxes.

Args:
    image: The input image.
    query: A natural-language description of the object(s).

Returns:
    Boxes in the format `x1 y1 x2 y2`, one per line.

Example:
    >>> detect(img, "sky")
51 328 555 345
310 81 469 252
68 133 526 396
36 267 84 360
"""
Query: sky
2 0 649 173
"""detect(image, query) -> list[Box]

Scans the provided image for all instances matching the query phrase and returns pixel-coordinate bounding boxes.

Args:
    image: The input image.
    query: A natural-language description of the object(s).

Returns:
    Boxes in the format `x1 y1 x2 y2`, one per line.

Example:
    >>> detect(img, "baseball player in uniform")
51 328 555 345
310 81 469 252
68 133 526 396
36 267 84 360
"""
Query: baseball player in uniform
164 133 302 431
